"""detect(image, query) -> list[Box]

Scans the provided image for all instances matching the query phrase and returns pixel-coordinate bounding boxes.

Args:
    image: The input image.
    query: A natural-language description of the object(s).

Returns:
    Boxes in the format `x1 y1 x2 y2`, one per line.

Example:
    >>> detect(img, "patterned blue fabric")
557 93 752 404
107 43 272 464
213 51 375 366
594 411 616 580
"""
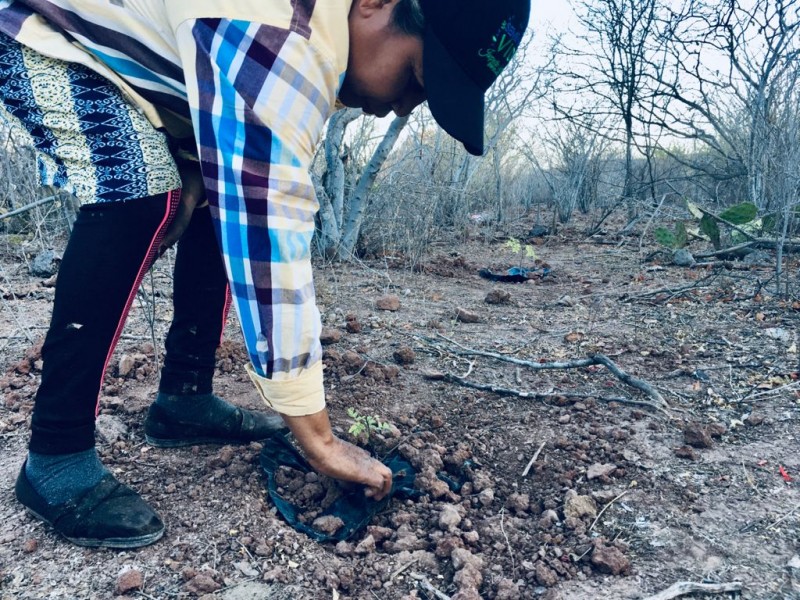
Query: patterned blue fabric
0 31 179 204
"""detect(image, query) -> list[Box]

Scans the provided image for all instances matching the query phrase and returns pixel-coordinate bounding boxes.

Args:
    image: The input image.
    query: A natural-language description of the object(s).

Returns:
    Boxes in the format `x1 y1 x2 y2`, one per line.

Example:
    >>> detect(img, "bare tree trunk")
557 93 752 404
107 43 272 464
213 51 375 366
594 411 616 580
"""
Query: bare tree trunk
314 108 361 257
325 108 361 225
338 115 409 258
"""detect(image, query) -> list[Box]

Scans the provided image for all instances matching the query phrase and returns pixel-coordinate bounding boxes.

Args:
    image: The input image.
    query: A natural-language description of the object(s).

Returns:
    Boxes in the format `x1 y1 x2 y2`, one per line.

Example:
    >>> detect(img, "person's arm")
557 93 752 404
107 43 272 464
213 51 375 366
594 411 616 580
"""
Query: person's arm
173 18 391 499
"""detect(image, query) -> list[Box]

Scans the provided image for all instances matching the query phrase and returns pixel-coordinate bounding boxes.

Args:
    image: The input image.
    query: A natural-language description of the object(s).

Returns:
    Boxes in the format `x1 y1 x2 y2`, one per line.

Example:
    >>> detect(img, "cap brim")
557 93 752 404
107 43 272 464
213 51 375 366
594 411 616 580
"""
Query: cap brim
423 28 485 156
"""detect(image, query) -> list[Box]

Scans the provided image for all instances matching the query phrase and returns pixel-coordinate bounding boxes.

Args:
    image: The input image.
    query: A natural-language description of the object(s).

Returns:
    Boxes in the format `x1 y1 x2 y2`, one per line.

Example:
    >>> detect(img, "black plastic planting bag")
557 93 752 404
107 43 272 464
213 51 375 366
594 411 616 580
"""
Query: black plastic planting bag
259 434 420 542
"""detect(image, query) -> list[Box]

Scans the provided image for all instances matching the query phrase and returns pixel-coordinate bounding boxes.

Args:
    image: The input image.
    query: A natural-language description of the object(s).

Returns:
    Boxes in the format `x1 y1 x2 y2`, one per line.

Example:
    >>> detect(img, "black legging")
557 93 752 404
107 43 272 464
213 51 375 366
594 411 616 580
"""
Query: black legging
29 194 229 454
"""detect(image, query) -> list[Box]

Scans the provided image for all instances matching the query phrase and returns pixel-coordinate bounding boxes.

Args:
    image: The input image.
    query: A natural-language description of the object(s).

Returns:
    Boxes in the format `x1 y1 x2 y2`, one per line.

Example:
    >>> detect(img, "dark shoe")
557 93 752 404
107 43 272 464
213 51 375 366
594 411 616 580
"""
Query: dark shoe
15 463 164 549
144 396 288 448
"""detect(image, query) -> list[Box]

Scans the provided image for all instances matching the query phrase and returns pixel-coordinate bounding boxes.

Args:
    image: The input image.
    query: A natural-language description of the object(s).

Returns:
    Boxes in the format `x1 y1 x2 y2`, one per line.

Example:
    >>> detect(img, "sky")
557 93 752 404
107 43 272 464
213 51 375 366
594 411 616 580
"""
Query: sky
531 0 575 32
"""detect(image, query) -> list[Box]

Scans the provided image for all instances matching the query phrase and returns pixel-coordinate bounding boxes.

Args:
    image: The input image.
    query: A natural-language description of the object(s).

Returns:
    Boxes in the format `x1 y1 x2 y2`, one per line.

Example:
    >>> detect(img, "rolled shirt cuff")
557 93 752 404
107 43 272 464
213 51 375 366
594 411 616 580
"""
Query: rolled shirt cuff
245 361 326 417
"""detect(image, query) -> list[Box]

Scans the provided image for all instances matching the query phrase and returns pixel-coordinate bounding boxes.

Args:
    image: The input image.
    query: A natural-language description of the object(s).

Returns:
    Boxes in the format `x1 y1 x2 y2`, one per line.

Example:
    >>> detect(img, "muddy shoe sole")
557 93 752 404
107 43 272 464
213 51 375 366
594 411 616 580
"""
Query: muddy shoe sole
15 464 164 549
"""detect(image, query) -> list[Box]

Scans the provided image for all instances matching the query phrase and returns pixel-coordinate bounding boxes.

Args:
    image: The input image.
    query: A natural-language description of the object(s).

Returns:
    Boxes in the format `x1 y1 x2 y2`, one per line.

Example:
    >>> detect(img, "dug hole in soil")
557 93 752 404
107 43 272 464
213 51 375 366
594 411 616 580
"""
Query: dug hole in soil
0 213 799 599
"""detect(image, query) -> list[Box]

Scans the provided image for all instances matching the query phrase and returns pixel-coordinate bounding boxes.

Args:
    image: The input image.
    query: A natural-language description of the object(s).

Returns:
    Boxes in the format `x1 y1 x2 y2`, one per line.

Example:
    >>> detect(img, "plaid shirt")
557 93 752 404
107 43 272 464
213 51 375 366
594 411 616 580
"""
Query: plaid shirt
0 0 350 411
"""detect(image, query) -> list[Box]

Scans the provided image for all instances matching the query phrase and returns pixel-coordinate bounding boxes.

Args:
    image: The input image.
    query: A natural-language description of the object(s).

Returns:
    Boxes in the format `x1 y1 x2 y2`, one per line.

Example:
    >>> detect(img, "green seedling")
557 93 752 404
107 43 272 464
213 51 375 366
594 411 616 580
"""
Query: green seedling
346 407 390 443
504 237 537 269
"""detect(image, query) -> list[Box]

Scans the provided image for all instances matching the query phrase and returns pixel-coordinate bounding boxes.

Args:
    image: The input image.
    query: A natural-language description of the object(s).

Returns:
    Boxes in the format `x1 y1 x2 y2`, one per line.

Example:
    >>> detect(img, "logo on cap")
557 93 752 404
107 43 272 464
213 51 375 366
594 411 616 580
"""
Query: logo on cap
479 18 524 76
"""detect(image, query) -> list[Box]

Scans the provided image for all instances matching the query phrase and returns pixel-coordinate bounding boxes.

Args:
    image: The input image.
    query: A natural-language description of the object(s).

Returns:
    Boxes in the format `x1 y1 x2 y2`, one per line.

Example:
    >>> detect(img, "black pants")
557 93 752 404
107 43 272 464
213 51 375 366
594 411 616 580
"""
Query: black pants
29 194 229 454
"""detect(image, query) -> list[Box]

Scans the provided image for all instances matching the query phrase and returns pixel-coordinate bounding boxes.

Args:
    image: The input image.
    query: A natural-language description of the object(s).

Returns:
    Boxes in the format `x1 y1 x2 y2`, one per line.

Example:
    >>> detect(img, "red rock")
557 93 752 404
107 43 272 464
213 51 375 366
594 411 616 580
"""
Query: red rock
485 289 511 305
435 535 464 557
355 534 376 554
684 423 713 448
591 544 630 575
744 414 765 426
455 307 481 323
185 574 221 595
376 295 401 311
21 538 37 554
587 463 617 480
393 346 416 365
507 493 530 513
451 547 483 571
707 422 727 437
495 577 521 600
535 562 559 587
319 327 342 345
345 319 362 334
311 515 344 535
674 445 697 460
438 505 462 530
117 354 135 377
116 569 143 595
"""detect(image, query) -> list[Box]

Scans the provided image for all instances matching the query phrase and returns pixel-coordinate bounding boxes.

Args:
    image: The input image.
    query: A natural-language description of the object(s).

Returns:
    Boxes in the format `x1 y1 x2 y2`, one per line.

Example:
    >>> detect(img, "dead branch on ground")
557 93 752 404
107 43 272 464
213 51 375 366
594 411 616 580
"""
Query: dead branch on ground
623 272 719 300
410 573 451 600
642 581 743 600
423 333 668 410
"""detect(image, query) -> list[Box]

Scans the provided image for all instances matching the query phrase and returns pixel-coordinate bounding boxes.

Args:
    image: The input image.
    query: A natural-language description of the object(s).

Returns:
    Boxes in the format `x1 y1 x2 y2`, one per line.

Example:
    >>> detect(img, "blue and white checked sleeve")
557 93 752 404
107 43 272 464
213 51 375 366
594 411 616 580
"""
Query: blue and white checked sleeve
174 18 341 415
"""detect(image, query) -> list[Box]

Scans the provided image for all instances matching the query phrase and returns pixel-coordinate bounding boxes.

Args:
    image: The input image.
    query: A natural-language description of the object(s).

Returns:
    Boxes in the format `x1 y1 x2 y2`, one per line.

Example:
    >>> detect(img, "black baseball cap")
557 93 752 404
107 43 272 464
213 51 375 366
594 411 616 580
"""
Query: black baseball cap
420 0 531 156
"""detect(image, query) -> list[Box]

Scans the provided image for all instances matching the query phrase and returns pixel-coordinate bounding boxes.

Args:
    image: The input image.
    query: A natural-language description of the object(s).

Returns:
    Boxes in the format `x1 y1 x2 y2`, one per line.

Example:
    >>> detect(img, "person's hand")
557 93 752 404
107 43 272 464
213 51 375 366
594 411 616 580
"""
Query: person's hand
308 436 393 500
159 163 206 256
282 411 393 500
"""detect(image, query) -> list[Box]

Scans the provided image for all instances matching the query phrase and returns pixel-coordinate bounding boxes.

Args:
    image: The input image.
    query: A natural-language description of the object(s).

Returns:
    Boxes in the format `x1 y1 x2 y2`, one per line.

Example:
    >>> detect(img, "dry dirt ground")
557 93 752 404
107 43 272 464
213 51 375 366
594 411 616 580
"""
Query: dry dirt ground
0 214 799 600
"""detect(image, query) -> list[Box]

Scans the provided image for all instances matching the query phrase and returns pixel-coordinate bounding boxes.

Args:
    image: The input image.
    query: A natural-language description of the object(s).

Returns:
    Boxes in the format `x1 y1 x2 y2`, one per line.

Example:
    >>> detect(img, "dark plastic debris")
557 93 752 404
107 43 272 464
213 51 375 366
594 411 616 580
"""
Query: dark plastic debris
260 434 420 542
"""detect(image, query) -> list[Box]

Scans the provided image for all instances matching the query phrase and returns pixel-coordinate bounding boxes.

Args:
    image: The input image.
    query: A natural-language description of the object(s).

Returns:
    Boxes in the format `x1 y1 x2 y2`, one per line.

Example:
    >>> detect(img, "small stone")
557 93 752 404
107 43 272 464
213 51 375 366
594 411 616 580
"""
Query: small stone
478 488 494 507
234 561 259 578
591 544 630 575
118 354 135 377
214 445 235 467
376 295 401 311
22 538 37 554
95 414 128 444
707 422 727 437
587 463 616 481
563 489 597 519
744 414 765 427
30 249 60 277
312 515 344 535
439 505 462 530
592 490 619 504
558 414 571 424
535 563 559 587
462 530 479 544
674 445 697 460
185 574 221 595
485 289 511 305
366 526 393 543
345 318 362 334
116 568 143 595
507 493 530 513
455 308 481 323
334 541 354 556
319 327 342 345
539 510 559 528
495 577 521 600
253 542 272 556
355 534 376 554
393 346 416 366
684 423 713 448
672 248 695 267
451 547 484 571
